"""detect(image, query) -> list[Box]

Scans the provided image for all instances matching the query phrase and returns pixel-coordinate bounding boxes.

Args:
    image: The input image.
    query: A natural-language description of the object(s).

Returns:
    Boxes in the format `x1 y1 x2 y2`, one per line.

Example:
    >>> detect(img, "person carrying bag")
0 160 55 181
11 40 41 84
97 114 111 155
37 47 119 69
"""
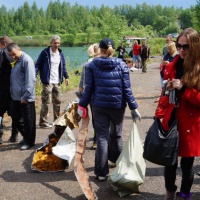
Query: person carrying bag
145 28 200 200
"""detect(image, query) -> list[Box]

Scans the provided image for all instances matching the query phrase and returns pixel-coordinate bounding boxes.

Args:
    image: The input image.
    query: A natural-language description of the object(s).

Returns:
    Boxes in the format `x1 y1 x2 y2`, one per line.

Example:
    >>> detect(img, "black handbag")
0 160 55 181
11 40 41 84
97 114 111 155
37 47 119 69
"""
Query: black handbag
143 117 179 167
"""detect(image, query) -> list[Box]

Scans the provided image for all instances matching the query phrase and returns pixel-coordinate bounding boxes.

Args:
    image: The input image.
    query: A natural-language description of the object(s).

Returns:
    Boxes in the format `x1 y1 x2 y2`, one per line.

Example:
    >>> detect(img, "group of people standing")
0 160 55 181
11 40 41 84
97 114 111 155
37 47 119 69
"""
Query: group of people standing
77 28 200 200
116 39 150 73
0 35 69 150
0 27 200 200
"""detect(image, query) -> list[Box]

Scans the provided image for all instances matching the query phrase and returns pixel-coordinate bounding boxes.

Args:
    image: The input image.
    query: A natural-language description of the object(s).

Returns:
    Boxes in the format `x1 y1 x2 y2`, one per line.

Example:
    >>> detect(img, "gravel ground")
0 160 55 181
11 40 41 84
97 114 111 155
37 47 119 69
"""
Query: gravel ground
0 56 200 200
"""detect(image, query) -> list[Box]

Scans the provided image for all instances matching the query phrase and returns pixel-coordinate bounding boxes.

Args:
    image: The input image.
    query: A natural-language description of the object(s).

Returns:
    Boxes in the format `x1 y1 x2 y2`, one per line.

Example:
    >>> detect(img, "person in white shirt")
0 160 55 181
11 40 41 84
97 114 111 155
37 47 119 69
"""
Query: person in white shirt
35 35 69 128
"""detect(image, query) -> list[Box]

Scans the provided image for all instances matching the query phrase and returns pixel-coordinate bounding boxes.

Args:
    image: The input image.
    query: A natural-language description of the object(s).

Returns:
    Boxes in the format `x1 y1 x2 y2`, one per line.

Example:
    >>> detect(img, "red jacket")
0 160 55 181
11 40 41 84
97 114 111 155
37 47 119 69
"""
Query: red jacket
164 55 200 157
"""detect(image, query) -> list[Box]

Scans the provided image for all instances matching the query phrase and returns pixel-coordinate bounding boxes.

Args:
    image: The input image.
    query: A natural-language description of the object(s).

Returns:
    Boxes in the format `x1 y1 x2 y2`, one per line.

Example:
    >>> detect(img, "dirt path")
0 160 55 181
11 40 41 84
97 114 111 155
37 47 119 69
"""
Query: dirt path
0 57 200 200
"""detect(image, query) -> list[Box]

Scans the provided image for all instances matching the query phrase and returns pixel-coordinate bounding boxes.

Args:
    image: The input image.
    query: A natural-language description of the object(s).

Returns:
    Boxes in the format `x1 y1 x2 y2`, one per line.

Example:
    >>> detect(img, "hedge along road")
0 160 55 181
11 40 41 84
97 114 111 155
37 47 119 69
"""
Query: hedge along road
0 56 200 200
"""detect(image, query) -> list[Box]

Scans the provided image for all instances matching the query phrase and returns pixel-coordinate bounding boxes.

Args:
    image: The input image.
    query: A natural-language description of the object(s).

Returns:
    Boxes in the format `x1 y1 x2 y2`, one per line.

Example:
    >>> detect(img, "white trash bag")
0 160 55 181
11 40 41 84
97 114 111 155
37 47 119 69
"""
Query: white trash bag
108 121 146 197
52 126 76 166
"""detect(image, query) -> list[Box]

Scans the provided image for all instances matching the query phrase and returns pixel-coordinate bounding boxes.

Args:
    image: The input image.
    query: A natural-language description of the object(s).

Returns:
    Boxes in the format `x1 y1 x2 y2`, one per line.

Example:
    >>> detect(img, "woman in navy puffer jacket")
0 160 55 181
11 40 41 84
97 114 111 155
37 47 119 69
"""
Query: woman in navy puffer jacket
78 38 141 181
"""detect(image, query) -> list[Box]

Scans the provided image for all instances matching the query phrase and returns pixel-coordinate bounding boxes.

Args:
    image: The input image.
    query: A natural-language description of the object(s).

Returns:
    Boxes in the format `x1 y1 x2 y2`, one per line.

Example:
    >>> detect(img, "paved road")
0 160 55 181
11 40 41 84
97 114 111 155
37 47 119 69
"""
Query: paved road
0 57 200 200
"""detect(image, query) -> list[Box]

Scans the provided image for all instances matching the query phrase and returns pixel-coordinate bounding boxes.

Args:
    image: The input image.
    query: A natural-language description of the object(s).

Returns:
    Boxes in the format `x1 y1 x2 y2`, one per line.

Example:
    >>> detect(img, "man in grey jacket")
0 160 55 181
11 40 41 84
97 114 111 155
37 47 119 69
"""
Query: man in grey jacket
7 43 36 150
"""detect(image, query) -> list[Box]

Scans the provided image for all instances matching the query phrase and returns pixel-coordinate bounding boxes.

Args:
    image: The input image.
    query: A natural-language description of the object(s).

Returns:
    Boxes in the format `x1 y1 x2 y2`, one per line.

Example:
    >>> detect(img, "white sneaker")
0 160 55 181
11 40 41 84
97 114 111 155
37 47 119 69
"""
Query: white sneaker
108 161 116 168
96 176 107 181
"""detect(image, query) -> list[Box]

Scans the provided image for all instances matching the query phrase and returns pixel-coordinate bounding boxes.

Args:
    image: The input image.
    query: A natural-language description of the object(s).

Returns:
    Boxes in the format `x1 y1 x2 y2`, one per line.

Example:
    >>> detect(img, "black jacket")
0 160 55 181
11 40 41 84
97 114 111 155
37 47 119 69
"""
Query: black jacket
0 50 12 90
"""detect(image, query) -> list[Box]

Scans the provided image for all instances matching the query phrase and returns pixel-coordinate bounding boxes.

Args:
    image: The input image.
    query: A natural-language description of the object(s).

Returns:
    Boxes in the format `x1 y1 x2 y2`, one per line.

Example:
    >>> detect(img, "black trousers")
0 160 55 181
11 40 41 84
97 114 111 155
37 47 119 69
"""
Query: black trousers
0 90 11 117
10 100 36 145
0 90 18 135
164 157 194 194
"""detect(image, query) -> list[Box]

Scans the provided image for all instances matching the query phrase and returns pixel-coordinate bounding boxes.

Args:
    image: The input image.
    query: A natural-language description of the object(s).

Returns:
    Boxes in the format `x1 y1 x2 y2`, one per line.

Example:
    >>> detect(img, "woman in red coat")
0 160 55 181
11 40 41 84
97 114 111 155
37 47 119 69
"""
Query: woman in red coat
163 28 200 200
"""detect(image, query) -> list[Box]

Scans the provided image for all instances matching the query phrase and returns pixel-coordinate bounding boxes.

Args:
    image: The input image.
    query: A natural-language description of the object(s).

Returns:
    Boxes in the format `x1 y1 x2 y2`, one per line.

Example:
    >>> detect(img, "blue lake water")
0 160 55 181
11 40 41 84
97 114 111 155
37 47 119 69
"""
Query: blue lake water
20 46 89 71
20 46 132 71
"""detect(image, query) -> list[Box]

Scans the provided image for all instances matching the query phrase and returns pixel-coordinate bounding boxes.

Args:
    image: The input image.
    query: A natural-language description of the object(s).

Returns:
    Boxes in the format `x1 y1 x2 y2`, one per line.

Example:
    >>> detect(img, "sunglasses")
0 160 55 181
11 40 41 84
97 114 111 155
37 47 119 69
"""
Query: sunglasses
176 43 189 51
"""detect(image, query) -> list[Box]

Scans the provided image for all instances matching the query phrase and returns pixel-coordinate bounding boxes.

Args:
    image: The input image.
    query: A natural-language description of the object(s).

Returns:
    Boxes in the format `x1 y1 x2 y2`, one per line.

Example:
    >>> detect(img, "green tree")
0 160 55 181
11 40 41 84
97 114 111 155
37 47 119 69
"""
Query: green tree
161 22 181 36
153 16 169 34
194 0 200 31
179 8 194 29
0 1 198 45
97 6 129 42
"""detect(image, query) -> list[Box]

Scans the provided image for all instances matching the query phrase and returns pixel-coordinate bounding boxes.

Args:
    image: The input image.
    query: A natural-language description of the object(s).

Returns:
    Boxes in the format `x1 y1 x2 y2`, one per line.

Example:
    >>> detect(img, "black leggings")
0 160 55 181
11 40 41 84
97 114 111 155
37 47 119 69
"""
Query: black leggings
164 157 194 194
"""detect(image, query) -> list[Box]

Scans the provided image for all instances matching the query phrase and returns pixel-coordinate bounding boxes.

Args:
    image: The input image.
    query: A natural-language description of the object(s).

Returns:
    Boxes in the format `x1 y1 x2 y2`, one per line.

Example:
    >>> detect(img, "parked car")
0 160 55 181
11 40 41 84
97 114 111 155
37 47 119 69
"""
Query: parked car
168 33 179 38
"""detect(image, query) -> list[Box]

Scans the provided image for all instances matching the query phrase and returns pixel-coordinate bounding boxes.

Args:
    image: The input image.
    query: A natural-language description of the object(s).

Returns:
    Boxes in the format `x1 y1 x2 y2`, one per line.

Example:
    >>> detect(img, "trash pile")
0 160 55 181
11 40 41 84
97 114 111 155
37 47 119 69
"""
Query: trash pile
31 100 81 172
31 99 97 199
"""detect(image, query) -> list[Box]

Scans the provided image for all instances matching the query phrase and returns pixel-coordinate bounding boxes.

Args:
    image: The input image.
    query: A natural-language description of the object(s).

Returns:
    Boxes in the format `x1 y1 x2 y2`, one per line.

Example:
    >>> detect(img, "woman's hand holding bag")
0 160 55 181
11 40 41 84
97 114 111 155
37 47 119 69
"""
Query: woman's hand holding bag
131 109 141 122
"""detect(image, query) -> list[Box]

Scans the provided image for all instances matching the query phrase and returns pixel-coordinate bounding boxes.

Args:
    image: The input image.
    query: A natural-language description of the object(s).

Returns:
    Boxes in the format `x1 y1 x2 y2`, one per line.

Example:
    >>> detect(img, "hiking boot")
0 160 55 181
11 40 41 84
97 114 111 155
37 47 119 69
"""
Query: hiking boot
164 190 175 200
176 192 192 200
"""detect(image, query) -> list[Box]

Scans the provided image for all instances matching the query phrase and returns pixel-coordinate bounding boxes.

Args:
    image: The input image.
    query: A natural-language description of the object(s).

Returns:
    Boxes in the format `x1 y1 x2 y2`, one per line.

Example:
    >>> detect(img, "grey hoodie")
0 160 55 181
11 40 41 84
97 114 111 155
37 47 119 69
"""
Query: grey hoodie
10 52 36 102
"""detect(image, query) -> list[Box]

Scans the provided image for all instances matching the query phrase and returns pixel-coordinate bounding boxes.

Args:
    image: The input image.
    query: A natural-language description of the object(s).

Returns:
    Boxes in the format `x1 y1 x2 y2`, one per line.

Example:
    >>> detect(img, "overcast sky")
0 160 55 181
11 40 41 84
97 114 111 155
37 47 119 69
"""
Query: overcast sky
0 0 197 10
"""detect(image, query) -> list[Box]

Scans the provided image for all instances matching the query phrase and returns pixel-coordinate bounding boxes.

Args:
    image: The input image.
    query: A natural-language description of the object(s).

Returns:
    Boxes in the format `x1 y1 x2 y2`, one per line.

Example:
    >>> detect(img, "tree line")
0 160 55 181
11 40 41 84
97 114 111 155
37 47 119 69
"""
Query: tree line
0 0 199 44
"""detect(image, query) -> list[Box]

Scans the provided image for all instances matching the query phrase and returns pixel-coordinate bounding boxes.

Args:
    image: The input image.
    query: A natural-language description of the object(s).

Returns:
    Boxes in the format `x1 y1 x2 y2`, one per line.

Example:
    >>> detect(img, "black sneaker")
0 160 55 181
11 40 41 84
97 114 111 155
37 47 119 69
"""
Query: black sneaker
19 138 25 145
9 135 18 143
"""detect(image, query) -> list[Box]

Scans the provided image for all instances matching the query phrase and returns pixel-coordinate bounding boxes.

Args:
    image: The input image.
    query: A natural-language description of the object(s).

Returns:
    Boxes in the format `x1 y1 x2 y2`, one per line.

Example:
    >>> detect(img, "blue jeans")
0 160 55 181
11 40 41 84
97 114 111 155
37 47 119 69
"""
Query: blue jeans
133 55 141 66
92 107 125 176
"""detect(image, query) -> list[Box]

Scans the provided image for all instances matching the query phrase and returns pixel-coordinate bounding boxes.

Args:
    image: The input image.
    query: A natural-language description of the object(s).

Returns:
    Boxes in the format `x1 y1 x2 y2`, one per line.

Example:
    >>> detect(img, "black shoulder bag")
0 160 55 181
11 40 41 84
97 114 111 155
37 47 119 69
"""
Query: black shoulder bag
143 87 179 167
143 117 178 167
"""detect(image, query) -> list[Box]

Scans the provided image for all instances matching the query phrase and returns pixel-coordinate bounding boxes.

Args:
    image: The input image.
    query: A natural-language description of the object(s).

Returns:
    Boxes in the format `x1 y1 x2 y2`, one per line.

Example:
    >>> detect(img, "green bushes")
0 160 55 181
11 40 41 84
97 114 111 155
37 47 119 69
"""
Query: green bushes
147 38 166 55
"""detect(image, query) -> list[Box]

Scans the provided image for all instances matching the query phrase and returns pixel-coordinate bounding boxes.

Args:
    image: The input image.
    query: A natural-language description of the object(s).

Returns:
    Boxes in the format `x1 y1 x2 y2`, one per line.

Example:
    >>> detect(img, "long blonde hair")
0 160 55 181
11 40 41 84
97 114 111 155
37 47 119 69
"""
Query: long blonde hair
100 46 115 57
178 28 200 91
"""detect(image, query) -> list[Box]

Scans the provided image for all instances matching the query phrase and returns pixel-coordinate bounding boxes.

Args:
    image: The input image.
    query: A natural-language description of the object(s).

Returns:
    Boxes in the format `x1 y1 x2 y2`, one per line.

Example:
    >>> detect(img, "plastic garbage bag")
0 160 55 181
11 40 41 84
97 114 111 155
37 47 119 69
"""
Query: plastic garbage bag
31 99 81 172
31 127 69 172
108 121 146 197
52 126 76 166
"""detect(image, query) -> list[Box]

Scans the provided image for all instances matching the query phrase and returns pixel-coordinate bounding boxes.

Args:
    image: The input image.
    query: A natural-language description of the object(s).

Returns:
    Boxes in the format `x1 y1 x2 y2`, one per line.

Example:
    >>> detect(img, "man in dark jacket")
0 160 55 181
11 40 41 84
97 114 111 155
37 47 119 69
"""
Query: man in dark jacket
0 36 18 144
35 35 69 128
116 43 127 62
140 40 150 73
